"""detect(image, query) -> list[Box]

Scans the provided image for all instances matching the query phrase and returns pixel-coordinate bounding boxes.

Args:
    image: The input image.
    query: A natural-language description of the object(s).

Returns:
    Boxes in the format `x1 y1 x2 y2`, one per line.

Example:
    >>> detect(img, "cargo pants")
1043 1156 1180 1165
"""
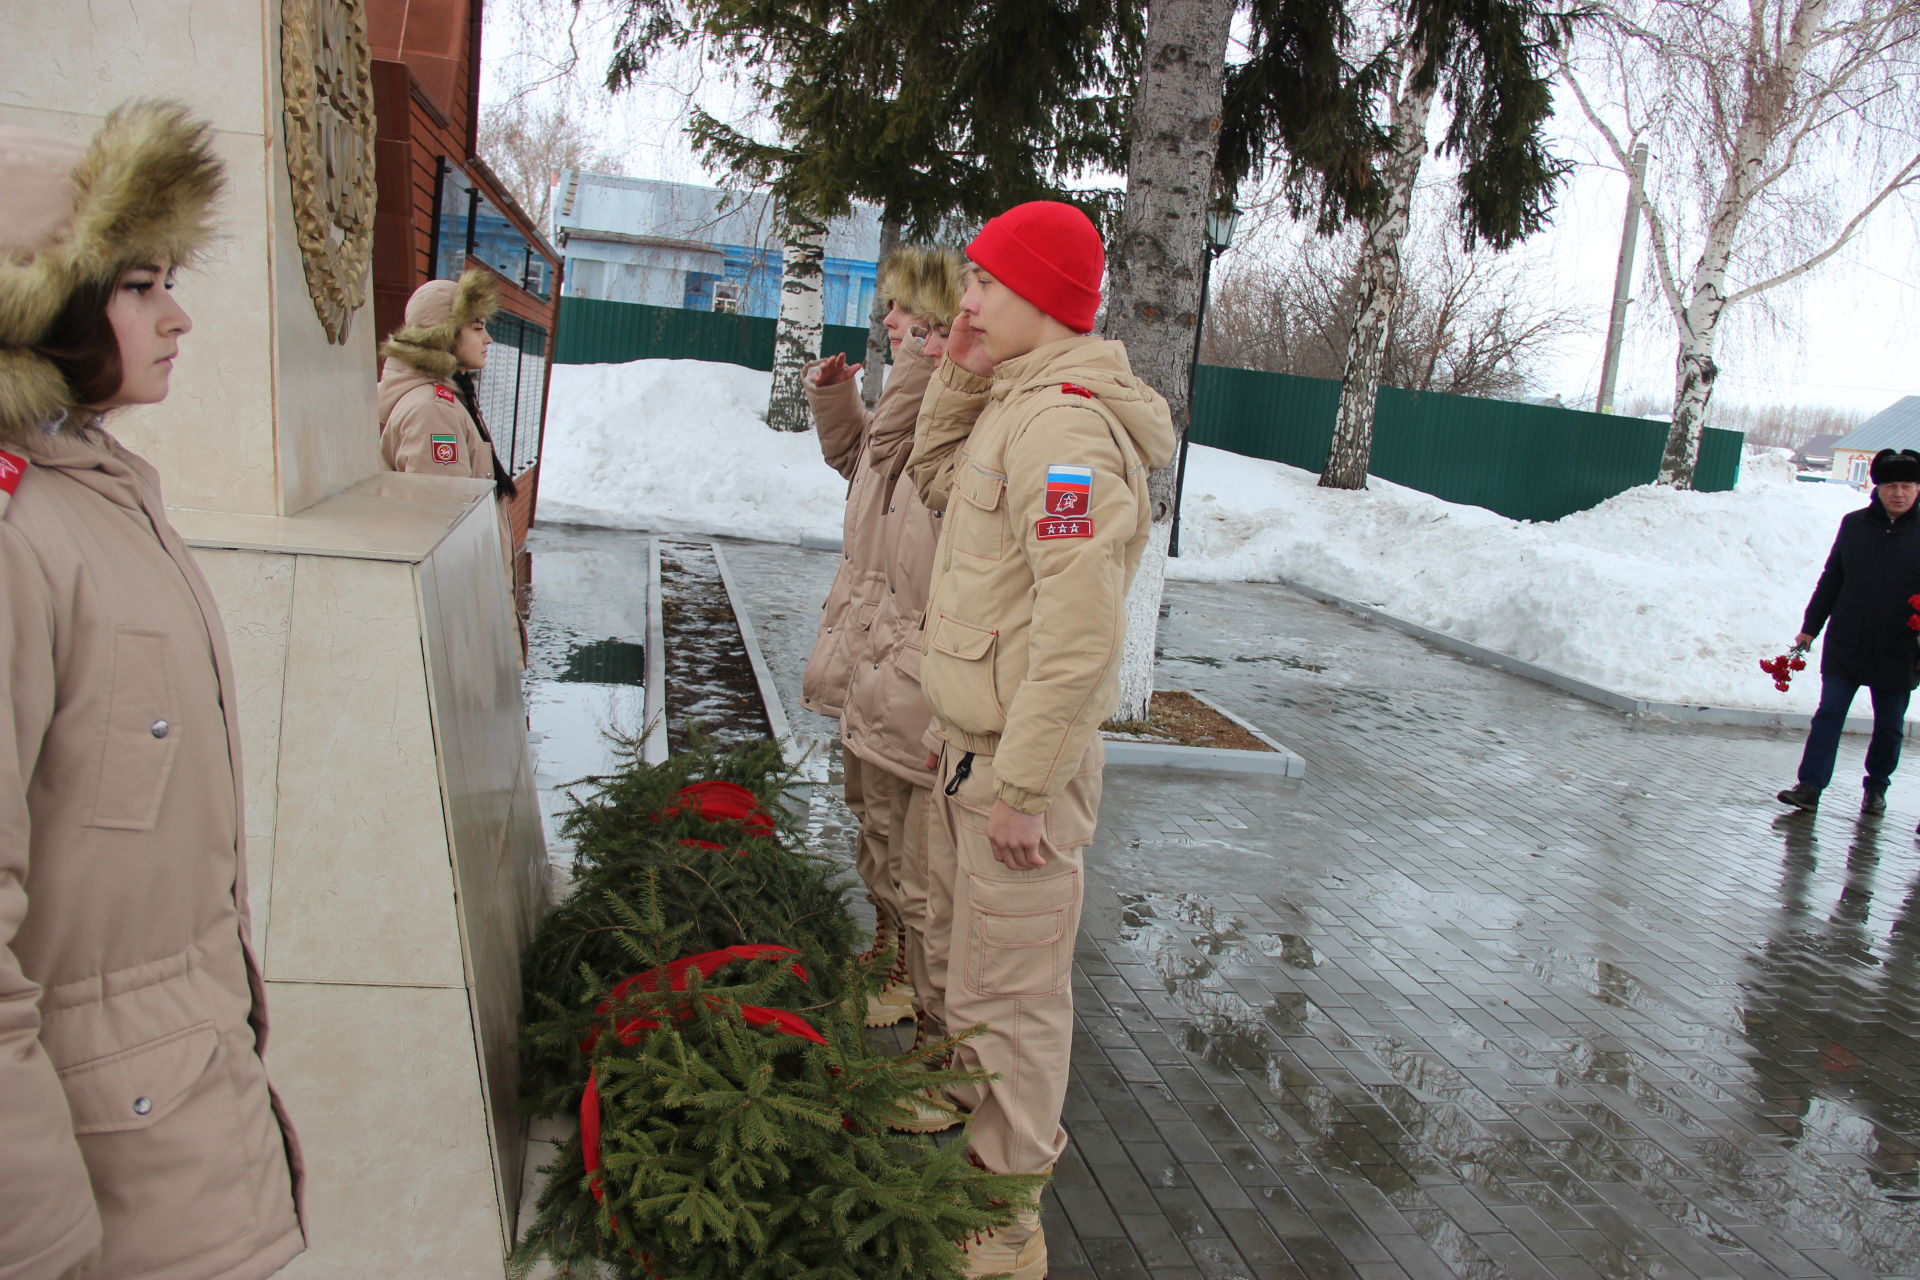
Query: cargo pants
925 738 1103 1176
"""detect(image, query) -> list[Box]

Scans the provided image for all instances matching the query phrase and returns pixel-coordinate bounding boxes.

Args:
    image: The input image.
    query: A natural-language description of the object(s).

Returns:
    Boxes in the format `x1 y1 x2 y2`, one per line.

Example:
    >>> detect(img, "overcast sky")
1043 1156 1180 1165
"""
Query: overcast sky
483 1 1920 419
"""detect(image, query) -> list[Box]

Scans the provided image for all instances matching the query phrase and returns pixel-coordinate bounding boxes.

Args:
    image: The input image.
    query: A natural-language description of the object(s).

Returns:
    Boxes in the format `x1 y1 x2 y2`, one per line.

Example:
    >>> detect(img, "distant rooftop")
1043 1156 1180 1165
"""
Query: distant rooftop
1830 396 1920 453
552 172 883 261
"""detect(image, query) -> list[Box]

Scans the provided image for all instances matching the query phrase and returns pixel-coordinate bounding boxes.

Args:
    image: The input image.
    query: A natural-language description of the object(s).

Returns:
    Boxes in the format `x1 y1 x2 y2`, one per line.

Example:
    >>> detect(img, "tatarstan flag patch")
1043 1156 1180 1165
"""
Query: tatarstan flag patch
431 434 459 464
1044 464 1092 517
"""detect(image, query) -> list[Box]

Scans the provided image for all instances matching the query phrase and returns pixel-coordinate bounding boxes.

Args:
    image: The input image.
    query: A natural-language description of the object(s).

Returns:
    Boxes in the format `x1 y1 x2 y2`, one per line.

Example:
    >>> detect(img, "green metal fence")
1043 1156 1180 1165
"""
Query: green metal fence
557 296 1742 521
555 295 869 369
1191 366 1742 521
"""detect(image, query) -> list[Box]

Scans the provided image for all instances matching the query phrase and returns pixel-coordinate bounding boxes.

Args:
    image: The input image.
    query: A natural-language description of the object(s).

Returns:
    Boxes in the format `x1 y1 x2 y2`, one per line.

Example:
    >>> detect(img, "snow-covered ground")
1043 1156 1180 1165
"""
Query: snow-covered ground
541 358 1868 712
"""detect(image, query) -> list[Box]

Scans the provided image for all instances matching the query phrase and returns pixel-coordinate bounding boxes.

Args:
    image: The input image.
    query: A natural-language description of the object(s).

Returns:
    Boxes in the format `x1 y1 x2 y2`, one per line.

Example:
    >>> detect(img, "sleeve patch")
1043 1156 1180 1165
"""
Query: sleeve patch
431 434 459 465
1035 517 1093 540
1045 463 1093 517
433 385 459 403
0 450 26 495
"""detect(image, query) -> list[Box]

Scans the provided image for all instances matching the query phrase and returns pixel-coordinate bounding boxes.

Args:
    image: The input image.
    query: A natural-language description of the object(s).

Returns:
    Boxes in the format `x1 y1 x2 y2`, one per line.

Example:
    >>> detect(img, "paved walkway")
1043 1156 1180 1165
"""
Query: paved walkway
528 526 1920 1280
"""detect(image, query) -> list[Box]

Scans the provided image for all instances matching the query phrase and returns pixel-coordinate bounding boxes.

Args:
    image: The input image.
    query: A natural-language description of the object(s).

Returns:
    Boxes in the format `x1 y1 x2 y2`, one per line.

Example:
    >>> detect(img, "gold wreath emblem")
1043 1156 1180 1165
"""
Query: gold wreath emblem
280 0 377 344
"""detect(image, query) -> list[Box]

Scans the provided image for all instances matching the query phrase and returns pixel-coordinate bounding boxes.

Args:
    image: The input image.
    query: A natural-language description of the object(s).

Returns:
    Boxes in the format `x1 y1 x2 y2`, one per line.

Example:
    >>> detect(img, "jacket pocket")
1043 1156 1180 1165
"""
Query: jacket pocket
951 464 1008 561
86 625 179 831
925 613 1004 730
965 865 1080 998
62 1022 255 1259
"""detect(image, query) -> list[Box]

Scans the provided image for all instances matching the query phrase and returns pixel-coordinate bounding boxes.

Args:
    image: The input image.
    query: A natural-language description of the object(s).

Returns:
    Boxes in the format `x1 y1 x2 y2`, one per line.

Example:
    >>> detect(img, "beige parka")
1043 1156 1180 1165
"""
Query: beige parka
799 339 937 718
0 431 305 1280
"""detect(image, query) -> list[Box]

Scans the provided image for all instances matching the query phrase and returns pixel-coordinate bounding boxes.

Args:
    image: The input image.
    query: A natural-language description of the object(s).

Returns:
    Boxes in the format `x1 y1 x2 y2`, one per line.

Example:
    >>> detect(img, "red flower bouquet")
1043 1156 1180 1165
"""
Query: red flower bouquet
1759 644 1809 693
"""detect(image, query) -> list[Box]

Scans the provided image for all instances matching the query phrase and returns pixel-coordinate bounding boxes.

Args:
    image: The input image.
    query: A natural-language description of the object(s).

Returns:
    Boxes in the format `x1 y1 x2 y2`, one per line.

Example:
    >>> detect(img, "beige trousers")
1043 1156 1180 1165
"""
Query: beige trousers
926 739 1103 1176
842 752 905 943
889 777 936 1013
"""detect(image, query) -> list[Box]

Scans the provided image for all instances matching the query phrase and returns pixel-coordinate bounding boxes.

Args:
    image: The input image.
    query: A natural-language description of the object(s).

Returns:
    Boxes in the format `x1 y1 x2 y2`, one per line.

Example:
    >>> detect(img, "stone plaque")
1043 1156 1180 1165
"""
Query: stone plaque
281 0 377 344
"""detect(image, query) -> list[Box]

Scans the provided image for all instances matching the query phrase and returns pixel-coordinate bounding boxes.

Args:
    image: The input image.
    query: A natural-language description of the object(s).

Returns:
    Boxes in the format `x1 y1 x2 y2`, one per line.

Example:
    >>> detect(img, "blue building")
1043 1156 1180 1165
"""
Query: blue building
551 172 882 327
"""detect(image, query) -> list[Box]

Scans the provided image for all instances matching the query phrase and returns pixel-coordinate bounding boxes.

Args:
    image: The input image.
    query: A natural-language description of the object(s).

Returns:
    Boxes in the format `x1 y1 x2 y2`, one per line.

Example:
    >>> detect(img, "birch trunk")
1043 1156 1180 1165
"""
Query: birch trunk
1102 0 1237 724
1320 65 1437 490
1653 0 1831 485
767 205 827 432
860 215 903 409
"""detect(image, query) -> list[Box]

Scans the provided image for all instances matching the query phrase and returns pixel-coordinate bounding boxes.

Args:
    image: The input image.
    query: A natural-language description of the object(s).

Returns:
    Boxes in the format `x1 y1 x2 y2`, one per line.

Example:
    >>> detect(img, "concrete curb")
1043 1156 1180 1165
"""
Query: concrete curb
1266 574 1907 739
1105 692 1307 779
709 541 826 778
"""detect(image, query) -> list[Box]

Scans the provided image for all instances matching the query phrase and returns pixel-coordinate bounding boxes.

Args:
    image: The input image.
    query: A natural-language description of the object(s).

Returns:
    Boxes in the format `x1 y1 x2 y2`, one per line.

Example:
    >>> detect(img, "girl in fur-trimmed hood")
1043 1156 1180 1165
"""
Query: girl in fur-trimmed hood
376 268 526 662
0 102 305 1280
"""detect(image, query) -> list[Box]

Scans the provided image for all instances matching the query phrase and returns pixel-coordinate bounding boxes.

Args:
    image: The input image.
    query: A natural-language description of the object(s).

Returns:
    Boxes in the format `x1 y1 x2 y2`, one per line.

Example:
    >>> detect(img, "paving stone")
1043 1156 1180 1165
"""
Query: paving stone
538 531 1920 1280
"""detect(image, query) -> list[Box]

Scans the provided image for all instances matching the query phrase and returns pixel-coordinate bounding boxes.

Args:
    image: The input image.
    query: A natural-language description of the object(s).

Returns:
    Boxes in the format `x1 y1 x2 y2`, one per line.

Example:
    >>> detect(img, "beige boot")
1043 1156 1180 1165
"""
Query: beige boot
961 1209 1046 1280
863 980 915 1027
886 1086 962 1133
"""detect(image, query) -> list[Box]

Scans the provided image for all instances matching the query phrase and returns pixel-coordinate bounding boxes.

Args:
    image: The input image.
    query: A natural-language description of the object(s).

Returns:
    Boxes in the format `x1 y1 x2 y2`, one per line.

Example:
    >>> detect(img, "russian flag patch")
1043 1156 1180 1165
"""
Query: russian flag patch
1045 464 1093 517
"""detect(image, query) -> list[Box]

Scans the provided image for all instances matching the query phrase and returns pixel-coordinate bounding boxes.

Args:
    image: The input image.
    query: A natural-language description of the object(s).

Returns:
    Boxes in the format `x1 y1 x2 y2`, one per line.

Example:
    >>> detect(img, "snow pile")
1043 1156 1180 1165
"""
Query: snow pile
1171 443 1864 711
541 357 1869 712
540 360 847 544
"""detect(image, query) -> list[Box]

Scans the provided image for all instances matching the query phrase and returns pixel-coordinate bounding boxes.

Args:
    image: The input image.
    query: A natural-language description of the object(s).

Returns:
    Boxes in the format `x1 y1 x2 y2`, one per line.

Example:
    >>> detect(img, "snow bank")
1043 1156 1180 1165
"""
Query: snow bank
1170 444 1864 711
539 360 847 544
540 357 1870 712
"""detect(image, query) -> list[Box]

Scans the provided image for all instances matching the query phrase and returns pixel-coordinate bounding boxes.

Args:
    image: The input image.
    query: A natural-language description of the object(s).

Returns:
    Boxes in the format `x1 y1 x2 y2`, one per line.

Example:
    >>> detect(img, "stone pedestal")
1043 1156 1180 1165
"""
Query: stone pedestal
1 2 547 1273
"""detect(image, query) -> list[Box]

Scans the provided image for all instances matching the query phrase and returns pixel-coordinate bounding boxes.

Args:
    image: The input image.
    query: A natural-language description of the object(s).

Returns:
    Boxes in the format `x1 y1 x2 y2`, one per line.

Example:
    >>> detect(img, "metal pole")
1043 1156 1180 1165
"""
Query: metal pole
1169 246 1217 559
1597 143 1648 415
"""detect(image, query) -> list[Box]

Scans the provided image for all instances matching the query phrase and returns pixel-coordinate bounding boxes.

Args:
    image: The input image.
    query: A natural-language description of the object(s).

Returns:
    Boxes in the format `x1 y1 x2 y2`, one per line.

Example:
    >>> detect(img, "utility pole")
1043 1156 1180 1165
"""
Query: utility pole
1597 143 1648 415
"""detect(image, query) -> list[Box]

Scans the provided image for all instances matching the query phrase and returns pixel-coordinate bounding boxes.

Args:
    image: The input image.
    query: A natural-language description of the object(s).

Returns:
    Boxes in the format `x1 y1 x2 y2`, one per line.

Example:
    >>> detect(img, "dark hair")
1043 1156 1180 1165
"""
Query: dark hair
34 277 121 408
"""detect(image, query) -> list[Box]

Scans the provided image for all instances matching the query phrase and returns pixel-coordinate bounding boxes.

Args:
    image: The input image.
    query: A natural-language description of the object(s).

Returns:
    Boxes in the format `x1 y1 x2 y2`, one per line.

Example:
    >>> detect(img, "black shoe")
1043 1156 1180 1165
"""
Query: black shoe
1863 788 1887 815
1776 784 1820 811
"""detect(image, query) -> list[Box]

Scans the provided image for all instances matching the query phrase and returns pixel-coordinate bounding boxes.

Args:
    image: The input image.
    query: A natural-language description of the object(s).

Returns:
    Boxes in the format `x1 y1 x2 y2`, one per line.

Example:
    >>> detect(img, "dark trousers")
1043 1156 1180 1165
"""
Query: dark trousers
1797 676 1911 792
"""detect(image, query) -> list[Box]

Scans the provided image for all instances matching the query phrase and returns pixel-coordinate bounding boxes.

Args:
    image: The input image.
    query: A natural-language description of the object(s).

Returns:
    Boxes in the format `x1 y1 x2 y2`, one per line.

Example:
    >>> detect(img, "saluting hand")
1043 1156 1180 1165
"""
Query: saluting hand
806 353 862 387
945 312 996 379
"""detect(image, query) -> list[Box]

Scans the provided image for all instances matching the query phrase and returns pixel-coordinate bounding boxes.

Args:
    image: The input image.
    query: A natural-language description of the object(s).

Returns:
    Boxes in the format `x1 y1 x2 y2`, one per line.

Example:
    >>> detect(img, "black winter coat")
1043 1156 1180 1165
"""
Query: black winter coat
1801 497 1920 690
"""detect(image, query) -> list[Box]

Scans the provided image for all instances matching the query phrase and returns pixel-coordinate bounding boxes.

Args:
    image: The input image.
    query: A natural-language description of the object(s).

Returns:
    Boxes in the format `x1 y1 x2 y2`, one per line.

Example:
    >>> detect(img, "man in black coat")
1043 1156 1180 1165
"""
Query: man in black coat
1777 448 1920 815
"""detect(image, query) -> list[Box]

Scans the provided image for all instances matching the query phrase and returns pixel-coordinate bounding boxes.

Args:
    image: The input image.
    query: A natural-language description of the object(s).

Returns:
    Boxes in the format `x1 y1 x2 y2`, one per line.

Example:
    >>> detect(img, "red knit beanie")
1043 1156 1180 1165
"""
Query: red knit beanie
966 201 1104 334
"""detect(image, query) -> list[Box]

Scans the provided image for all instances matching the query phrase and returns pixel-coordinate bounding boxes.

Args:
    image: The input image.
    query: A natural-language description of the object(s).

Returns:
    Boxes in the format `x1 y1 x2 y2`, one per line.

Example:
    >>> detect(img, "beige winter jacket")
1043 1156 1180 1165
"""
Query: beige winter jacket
838 344 946 787
907 335 1175 813
799 339 937 719
0 428 303 1280
377 357 516 578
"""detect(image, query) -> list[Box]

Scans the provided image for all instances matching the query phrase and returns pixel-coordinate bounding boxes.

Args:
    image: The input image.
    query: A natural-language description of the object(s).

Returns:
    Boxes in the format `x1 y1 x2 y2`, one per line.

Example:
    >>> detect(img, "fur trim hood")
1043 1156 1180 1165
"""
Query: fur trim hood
877 245 966 329
0 101 224 446
379 269 500 378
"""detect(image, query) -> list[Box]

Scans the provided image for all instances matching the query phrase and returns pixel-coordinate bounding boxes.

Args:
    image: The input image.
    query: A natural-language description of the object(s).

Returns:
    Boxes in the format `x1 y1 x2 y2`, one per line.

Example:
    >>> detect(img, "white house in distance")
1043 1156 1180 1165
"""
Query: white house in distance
1829 396 1920 487
550 172 884 327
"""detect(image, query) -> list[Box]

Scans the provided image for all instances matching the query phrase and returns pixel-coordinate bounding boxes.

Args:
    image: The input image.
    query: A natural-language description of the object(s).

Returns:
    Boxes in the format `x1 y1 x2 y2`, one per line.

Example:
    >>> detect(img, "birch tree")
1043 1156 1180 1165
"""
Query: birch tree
1562 0 1920 487
1320 0 1576 490
768 207 827 431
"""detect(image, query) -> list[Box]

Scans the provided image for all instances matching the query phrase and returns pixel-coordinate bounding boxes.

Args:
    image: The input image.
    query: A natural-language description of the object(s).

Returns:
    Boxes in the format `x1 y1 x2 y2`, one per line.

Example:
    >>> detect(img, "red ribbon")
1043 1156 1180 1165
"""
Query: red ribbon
660 780 776 839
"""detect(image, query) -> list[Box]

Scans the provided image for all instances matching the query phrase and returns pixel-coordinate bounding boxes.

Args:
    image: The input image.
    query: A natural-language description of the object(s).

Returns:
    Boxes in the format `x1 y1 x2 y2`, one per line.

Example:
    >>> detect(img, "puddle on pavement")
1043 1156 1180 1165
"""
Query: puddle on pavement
1106 865 1920 1275
523 624 649 865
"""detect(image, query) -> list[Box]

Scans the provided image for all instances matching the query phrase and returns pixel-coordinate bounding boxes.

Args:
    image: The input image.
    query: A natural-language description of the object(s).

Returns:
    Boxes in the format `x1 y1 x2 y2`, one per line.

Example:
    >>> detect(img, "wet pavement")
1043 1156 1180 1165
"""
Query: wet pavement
525 523 1920 1280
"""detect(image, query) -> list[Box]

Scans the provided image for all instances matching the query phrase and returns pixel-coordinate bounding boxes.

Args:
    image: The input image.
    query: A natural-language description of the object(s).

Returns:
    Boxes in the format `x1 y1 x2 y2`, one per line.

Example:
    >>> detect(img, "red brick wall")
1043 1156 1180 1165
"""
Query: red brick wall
367 1 562 563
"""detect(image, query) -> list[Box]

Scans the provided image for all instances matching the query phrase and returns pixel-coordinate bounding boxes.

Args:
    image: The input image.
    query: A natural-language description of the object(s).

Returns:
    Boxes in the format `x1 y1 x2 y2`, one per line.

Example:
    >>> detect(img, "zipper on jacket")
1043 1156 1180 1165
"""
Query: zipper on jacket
945 751 975 796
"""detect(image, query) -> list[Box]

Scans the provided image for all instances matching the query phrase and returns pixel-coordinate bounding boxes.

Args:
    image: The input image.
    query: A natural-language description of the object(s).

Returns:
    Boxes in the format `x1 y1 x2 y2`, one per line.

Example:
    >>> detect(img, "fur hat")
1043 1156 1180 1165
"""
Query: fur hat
0 101 224 443
1871 448 1920 486
380 269 501 378
877 245 966 329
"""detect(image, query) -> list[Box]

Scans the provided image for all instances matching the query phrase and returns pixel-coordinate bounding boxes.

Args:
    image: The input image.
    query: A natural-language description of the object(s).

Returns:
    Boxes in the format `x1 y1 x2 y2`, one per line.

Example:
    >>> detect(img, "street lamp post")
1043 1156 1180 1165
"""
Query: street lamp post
1169 199 1239 558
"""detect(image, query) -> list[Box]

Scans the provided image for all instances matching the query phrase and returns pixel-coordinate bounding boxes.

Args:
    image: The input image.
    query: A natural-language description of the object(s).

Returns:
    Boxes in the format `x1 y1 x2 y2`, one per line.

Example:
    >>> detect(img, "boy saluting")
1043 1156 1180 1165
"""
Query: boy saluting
907 201 1174 1280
